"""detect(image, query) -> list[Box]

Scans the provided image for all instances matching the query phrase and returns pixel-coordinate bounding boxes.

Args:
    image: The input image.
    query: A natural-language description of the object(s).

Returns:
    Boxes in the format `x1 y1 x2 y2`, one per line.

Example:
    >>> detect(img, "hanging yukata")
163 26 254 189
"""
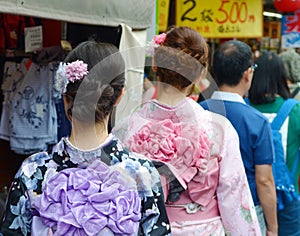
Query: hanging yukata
0 58 30 141
0 61 59 154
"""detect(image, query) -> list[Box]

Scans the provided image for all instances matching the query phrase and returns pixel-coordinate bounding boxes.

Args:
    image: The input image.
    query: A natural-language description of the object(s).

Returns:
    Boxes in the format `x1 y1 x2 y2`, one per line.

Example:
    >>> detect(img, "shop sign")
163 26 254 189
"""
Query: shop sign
157 0 170 32
176 0 263 38
24 26 43 52
281 11 300 48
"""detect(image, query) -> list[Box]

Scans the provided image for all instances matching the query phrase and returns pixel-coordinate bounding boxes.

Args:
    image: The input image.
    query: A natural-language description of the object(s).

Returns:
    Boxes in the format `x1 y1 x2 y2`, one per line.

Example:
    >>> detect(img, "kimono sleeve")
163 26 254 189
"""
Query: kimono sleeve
0 174 32 236
216 120 262 236
0 152 50 236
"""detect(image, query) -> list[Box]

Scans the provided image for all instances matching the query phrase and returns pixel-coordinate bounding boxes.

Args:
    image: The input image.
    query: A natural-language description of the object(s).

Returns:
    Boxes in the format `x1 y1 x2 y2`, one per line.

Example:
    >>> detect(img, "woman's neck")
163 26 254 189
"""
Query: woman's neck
68 118 109 150
156 83 191 106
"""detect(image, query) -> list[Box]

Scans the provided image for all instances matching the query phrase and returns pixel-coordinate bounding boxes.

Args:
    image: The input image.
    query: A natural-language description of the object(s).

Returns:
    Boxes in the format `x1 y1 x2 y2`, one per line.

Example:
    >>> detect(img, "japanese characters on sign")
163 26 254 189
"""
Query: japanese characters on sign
157 0 170 32
176 0 263 38
281 11 300 48
24 26 43 53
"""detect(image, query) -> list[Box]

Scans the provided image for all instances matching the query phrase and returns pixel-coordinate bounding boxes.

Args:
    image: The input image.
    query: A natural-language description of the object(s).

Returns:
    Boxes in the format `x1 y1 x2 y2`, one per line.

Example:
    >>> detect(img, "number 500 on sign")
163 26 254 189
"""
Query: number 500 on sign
176 0 263 38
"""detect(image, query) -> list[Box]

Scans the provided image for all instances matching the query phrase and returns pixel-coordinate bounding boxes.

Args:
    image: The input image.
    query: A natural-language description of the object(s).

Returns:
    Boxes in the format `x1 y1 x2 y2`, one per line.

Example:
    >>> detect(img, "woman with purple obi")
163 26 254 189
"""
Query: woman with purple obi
0 41 170 236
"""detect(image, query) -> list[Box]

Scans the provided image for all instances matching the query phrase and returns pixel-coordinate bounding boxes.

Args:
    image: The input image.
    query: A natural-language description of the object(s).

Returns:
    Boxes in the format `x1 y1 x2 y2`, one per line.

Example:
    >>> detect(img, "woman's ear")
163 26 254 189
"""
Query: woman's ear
152 57 157 72
186 83 195 97
63 94 73 121
114 87 125 106
152 65 157 73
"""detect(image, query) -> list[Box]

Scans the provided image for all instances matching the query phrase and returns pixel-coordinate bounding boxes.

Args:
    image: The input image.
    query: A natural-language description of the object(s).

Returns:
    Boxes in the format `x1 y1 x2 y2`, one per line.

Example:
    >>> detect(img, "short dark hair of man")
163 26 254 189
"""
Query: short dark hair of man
213 40 253 87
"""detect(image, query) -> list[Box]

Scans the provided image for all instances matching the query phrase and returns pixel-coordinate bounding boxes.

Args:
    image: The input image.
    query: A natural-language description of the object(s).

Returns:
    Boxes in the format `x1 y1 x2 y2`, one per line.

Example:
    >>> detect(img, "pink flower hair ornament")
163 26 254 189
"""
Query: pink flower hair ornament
145 33 167 57
65 60 88 83
55 60 89 94
154 33 167 44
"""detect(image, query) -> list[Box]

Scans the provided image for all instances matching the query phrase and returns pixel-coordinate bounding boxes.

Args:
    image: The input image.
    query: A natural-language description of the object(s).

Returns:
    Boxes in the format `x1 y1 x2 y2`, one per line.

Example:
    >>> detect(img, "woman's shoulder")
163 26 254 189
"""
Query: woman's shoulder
184 98 234 131
272 98 300 123
199 104 236 133
191 99 237 142
16 139 73 194
289 99 300 131
16 151 51 178
291 99 300 113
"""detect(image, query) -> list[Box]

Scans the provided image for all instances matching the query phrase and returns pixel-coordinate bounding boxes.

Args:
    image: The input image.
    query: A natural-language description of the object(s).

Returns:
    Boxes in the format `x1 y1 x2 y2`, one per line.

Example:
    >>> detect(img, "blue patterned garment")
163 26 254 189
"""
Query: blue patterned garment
0 62 59 154
0 135 171 236
0 59 29 141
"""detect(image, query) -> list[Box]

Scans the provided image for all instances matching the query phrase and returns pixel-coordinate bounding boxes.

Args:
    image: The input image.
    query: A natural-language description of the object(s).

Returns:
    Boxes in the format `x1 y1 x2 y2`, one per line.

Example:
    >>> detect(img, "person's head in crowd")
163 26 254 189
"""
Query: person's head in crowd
279 48 300 83
153 26 209 95
213 40 255 92
249 52 291 105
63 41 125 128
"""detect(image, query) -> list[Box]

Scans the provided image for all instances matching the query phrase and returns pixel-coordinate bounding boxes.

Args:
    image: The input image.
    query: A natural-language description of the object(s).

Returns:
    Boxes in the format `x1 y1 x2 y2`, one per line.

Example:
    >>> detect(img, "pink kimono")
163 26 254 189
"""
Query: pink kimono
114 98 261 236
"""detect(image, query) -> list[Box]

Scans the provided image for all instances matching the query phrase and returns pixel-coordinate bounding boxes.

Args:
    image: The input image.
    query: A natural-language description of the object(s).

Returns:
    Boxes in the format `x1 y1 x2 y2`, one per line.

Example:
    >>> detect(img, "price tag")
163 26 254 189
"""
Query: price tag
176 0 263 38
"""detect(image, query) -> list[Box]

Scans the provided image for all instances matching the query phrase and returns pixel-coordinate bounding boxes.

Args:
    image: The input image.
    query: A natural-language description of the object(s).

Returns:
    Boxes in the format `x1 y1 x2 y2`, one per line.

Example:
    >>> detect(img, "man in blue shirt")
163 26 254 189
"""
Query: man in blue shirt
200 40 277 236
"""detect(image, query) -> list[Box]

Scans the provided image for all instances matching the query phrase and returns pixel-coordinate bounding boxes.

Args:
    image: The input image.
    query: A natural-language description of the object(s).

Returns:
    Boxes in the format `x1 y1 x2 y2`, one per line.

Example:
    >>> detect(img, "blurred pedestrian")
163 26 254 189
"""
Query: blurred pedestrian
248 52 300 236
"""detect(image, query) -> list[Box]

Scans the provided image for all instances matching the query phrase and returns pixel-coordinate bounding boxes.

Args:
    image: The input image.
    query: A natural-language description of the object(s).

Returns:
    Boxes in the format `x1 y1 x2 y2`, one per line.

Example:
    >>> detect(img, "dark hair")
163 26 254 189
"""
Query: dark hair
248 52 290 104
213 40 253 86
154 26 209 90
64 41 125 123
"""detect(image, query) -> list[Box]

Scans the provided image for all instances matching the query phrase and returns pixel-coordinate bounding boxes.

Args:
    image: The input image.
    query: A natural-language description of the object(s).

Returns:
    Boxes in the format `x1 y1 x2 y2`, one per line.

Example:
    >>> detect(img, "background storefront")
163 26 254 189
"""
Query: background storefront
0 0 156 202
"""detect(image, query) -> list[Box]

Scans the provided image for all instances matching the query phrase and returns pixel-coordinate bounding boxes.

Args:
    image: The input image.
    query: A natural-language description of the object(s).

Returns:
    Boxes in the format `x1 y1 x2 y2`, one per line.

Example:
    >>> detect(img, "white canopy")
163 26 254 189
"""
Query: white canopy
0 0 155 29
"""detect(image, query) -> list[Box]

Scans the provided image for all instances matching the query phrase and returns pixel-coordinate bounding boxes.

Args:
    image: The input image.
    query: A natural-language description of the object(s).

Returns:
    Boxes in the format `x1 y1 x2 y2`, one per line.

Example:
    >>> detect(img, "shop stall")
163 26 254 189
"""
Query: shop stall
0 0 155 194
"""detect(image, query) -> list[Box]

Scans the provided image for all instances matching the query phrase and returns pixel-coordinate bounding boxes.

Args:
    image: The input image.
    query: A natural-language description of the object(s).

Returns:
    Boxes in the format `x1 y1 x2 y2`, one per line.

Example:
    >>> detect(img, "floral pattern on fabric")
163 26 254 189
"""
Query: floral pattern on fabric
8 196 31 235
0 136 171 236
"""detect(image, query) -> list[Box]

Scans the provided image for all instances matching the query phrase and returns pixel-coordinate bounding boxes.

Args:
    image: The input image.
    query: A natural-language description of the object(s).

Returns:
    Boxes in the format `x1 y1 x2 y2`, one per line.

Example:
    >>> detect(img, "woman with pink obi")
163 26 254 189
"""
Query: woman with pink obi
114 26 261 235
